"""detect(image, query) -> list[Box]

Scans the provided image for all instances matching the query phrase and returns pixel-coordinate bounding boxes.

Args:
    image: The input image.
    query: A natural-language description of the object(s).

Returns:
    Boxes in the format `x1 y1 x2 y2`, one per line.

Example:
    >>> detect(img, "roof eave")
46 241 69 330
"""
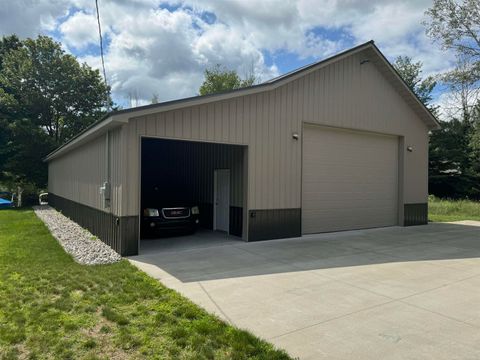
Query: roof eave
43 115 127 162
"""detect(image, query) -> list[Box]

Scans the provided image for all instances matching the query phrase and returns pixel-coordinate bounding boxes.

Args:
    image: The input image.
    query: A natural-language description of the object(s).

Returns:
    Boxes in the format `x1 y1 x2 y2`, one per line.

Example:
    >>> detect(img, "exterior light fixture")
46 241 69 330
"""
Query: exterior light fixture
360 59 370 65
292 132 299 140
407 146 413 152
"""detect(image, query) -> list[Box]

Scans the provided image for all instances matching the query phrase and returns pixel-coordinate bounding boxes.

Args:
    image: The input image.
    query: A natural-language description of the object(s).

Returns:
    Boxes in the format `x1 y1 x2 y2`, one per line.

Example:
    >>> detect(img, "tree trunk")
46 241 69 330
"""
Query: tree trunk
55 117 59 143
17 185 23 207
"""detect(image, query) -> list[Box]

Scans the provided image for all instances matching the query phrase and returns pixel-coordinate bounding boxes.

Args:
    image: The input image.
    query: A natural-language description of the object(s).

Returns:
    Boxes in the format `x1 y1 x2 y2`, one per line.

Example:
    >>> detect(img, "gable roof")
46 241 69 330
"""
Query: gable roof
45 40 440 161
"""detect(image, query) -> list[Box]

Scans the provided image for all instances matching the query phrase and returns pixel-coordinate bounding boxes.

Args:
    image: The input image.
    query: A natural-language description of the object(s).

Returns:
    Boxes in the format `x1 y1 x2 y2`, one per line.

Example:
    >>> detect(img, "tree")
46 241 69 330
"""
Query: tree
0 36 20 181
424 0 480 121
199 64 256 96
424 0 480 63
469 104 480 175
128 89 140 108
423 0 480 199
0 35 21 71
429 117 479 198
393 54 480 198
0 36 112 144
439 56 480 122
0 119 53 205
393 55 438 114
151 93 159 104
0 35 112 199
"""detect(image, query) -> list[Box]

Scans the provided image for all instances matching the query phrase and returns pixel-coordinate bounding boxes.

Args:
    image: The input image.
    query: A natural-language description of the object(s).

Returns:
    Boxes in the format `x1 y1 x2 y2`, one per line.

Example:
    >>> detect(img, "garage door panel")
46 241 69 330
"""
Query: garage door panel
303 205 397 216
304 150 396 164
302 197 397 208
303 170 395 182
304 159 398 172
303 208 397 232
304 179 398 193
304 181 397 193
303 162 398 174
302 125 398 234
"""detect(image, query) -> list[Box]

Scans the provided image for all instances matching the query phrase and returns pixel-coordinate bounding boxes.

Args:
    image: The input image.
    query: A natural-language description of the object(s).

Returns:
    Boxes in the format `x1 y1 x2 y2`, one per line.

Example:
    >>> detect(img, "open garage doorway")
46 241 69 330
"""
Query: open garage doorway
140 137 247 250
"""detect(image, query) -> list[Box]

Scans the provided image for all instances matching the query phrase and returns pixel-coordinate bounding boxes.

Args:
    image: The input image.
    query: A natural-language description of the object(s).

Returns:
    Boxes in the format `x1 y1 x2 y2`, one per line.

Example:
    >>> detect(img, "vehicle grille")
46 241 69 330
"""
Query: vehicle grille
162 207 190 219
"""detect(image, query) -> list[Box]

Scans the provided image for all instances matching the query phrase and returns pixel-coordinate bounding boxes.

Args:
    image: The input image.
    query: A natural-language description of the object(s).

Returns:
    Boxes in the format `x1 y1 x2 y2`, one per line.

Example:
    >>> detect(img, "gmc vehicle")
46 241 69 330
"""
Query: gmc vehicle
141 185 200 237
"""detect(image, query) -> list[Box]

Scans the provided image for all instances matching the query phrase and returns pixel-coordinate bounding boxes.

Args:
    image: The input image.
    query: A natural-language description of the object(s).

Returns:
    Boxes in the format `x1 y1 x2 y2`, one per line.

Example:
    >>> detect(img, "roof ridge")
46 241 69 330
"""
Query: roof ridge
264 40 375 84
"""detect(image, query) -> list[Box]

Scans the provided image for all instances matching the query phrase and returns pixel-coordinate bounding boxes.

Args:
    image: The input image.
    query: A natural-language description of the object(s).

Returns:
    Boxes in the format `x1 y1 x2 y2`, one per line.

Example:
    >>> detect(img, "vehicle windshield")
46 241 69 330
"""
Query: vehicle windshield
142 180 194 208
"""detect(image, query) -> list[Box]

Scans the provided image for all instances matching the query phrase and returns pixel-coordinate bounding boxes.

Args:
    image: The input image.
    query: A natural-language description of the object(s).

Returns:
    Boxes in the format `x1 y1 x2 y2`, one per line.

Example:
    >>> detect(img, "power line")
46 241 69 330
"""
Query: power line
95 0 107 86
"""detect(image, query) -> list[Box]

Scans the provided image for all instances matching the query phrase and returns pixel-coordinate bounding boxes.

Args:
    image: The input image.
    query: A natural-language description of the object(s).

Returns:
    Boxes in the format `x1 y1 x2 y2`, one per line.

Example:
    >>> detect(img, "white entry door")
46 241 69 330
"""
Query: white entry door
214 169 230 232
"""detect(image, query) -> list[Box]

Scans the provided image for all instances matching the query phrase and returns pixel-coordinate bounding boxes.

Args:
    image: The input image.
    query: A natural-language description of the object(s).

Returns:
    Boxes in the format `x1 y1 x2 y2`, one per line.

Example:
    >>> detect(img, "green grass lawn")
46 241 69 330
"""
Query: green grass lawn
429 196 480 222
0 209 291 360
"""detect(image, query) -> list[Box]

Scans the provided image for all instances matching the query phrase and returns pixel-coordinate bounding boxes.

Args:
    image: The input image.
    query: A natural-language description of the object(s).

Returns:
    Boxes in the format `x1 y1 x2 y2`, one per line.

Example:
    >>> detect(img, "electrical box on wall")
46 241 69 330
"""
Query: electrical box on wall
102 181 111 200
100 181 111 208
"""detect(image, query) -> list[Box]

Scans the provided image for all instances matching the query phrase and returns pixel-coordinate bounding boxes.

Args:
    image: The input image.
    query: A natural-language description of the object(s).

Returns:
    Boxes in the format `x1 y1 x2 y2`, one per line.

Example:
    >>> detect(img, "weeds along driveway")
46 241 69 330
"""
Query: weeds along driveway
130 222 480 360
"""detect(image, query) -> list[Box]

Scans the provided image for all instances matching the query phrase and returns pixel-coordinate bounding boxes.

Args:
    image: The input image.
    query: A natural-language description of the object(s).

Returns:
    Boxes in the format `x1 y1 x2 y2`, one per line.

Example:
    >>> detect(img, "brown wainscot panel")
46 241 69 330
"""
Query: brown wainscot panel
404 203 428 226
248 208 301 241
49 193 138 256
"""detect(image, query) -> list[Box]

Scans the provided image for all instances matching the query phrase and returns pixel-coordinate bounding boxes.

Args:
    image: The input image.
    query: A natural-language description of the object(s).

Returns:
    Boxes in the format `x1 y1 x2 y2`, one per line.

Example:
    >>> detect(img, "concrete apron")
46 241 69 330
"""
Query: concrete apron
129 222 480 360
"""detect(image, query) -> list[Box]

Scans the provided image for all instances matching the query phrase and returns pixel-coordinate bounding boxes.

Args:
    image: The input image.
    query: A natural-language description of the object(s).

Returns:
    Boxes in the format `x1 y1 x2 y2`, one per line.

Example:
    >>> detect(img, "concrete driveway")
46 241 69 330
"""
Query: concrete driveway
129 222 480 360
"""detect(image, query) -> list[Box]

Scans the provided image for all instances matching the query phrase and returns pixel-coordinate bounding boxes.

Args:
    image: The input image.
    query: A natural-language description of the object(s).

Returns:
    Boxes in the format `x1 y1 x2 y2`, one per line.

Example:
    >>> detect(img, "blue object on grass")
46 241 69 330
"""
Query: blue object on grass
0 198 13 209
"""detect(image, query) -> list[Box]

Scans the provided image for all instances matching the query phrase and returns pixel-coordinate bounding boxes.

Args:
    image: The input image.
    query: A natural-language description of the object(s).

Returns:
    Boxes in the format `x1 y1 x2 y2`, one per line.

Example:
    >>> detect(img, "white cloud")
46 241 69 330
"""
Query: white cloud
349 2 424 43
0 0 457 109
184 0 345 58
59 11 99 50
175 0 457 86
0 0 71 37
76 4 278 104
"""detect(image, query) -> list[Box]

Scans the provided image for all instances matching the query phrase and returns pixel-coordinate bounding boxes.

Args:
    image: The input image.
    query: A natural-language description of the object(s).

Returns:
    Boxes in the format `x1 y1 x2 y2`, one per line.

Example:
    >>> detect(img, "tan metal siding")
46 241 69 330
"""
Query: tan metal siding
297 53 429 205
48 134 106 211
109 126 125 216
48 127 125 216
94 50 428 218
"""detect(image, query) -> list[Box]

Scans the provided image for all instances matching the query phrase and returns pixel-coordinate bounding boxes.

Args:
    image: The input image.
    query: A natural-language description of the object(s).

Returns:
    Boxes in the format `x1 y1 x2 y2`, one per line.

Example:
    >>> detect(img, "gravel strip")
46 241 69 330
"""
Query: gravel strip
33 205 121 265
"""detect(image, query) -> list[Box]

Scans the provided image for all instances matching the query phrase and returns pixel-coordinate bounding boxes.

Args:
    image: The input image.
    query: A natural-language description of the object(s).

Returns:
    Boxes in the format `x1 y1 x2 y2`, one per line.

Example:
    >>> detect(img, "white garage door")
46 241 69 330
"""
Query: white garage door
302 125 399 234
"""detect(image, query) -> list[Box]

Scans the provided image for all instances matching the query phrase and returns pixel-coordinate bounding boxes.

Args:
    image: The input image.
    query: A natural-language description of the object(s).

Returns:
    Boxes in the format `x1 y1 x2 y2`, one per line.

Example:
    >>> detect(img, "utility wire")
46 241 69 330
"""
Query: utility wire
95 0 107 86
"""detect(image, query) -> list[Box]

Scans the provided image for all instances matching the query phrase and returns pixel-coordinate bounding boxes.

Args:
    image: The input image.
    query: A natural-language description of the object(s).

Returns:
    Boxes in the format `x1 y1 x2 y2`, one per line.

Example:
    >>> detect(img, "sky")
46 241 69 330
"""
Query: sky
0 0 456 111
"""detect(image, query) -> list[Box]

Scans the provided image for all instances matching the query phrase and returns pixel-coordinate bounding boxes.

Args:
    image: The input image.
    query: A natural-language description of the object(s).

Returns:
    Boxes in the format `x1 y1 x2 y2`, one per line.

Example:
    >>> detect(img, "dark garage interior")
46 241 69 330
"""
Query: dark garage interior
140 137 246 240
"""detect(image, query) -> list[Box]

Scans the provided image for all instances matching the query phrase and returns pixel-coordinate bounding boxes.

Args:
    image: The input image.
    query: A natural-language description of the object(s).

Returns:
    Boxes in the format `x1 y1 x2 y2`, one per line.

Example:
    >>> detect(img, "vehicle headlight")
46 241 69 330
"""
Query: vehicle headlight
143 208 159 217
191 206 200 215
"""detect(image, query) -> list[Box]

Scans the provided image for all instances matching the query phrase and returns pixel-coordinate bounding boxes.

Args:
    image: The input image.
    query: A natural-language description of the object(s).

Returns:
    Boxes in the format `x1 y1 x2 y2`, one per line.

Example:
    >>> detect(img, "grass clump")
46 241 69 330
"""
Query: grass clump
429 195 480 222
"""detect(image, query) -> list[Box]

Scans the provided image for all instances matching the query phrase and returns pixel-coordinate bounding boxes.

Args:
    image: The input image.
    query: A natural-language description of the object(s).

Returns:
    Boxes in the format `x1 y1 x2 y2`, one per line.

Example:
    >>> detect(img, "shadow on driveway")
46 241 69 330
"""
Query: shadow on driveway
129 222 480 283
